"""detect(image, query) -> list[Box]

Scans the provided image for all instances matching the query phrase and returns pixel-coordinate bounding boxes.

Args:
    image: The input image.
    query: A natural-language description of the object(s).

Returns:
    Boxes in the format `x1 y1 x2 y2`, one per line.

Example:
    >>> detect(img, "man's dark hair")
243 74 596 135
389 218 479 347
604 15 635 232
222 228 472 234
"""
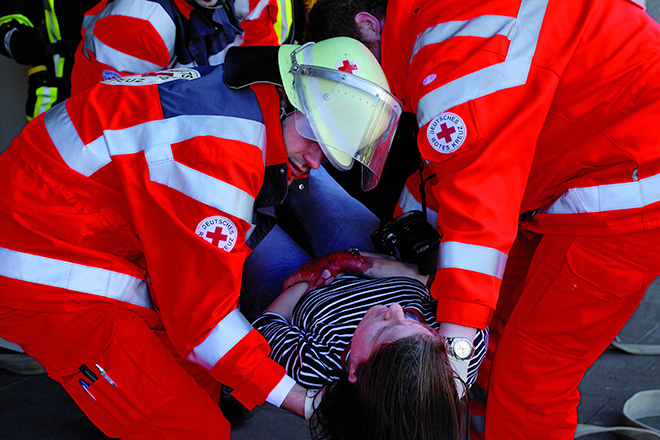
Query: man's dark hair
304 0 389 43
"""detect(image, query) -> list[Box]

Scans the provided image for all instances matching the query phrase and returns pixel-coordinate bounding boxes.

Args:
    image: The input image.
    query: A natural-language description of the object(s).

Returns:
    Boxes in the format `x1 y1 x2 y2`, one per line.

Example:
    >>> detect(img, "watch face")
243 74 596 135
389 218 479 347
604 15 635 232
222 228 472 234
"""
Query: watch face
451 338 474 360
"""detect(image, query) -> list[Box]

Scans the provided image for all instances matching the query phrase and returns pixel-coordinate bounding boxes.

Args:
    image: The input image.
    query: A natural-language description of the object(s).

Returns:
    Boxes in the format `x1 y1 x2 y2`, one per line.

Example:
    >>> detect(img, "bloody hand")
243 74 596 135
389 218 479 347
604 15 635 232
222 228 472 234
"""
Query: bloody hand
283 249 373 292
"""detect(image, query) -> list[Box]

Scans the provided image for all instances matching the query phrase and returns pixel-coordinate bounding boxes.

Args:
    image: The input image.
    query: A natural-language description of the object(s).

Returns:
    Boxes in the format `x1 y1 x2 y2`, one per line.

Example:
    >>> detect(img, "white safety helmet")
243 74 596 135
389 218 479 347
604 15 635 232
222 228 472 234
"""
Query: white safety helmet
278 37 402 191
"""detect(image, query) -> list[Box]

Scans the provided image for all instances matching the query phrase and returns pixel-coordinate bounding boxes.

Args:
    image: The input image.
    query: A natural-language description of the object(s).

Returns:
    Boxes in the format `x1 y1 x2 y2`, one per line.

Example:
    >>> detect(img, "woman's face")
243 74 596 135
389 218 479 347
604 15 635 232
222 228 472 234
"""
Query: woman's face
348 303 436 382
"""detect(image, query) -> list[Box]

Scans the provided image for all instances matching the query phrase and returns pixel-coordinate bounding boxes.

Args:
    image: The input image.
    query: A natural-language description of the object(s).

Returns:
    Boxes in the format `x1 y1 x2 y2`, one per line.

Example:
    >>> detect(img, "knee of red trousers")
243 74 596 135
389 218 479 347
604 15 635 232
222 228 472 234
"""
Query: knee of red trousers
0 305 230 439
484 331 582 440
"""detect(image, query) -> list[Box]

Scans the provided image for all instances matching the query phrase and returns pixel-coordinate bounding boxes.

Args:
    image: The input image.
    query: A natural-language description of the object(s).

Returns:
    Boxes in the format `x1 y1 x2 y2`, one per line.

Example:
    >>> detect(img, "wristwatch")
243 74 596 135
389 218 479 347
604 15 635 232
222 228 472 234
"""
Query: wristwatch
446 337 475 361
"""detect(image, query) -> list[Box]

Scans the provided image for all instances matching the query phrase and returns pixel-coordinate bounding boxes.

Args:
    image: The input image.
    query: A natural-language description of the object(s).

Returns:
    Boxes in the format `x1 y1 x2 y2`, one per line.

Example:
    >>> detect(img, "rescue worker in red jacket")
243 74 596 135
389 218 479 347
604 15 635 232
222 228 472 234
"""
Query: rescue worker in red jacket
0 37 401 439
302 0 660 438
70 0 285 95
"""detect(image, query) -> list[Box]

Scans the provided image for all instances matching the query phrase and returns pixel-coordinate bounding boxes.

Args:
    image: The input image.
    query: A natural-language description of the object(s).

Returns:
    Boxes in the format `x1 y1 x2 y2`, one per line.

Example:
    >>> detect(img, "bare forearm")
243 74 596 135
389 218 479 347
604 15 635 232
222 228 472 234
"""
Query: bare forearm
280 383 308 418
263 282 309 321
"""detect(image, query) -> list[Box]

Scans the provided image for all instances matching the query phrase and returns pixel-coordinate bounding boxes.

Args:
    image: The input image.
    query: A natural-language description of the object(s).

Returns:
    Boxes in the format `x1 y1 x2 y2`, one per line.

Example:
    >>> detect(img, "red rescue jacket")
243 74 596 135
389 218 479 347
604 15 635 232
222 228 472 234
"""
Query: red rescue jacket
383 0 660 328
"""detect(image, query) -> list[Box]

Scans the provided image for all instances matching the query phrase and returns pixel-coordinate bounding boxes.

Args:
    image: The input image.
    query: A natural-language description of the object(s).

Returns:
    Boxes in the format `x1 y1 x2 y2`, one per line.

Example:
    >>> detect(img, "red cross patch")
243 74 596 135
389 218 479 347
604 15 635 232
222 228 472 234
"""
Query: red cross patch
335 58 360 75
426 112 467 154
195 216 238 252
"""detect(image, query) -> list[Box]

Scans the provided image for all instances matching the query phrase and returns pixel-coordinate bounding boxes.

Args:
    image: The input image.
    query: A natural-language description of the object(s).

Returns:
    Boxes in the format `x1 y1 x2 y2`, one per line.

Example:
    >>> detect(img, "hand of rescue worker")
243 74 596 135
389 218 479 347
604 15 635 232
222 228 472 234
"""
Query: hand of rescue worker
282 249 373 293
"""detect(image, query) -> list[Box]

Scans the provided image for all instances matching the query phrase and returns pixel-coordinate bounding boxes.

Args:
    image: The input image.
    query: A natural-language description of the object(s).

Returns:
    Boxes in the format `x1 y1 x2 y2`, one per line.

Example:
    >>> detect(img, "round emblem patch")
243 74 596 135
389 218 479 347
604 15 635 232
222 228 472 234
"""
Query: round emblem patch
426 112 467 154
195 216 238 252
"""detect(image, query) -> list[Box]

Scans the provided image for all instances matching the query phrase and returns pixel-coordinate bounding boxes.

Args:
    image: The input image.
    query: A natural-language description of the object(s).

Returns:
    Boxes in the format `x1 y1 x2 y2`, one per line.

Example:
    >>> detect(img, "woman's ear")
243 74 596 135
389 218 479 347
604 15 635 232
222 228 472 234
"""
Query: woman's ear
348 362 358 383
354 12 382 43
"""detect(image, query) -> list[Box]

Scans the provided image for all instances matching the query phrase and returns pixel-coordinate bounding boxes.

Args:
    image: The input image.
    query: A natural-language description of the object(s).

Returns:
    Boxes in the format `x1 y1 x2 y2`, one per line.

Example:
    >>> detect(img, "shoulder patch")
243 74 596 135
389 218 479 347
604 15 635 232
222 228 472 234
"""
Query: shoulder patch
102 68 201 86
196 216 238 252
426 112 466 154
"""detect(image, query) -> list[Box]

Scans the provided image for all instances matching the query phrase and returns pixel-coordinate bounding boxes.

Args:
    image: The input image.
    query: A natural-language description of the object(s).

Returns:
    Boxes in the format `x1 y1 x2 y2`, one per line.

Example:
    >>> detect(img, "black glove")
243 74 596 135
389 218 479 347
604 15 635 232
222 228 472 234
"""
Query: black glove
0 20 47 65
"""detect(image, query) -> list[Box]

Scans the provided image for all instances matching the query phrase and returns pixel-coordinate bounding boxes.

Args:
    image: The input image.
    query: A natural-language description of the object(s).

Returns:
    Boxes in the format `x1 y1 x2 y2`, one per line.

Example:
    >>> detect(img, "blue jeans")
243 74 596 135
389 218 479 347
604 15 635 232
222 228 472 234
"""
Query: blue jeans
240 166 379 322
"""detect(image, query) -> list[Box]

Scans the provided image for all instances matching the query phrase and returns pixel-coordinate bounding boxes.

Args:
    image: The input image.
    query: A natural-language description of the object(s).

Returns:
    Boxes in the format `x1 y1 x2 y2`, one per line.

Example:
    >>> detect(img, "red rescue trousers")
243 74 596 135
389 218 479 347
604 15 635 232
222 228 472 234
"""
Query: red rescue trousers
471 227 660 440
0 304 229 439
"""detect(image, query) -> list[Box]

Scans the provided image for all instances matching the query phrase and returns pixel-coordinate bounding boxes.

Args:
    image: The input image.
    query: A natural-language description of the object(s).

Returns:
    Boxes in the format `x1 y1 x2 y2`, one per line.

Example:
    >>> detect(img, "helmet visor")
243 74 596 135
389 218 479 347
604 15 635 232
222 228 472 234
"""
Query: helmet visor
293 62 402 191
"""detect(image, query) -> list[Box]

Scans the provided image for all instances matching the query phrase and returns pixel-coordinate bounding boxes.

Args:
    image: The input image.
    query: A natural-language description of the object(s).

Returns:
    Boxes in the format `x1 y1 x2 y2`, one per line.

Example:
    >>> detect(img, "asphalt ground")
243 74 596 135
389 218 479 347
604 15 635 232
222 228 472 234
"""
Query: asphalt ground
1 277 659 440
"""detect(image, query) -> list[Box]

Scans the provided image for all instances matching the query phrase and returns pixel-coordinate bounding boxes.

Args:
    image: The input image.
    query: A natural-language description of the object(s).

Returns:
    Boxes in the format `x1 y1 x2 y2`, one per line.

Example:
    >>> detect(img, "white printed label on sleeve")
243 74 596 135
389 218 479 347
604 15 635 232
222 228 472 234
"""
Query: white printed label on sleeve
102 68 201 86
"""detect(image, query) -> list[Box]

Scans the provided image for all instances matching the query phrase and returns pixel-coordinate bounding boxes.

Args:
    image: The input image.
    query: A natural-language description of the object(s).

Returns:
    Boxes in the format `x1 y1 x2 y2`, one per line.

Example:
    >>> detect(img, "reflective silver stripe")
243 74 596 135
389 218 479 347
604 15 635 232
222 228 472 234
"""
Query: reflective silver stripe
45 105 111 176
440 241 507 279
0 247 153 309
45 107 265 226
411 15 516 61
187 309 253 371
233 0 251 19
92 39 164 73
83 1 176 72
542 172 660 214
398 185 439 228
244 0 269 20
414 0 549 127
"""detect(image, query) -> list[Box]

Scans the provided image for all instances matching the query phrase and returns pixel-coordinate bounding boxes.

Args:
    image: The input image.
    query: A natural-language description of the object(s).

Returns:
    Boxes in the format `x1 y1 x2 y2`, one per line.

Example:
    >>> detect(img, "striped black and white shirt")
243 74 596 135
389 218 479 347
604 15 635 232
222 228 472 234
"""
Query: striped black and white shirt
253 275 488 389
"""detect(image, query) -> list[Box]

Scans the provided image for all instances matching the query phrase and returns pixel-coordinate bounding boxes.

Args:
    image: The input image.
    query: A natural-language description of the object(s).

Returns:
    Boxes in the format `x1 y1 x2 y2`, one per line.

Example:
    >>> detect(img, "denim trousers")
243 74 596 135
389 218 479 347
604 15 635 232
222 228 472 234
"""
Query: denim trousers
240 166 380 322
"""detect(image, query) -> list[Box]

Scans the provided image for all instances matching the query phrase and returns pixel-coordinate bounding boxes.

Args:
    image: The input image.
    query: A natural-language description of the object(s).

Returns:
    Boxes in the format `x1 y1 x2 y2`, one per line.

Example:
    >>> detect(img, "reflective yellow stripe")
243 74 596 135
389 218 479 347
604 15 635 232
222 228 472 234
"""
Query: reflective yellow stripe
55 54 65 78
274 0 293 44
0 14 34 27
43 0 61 43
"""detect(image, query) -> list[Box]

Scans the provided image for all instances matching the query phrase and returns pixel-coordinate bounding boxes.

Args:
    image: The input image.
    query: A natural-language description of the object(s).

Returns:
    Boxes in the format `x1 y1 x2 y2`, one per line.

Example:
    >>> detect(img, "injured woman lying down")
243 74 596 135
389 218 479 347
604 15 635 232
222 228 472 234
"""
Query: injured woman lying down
253 251 487 440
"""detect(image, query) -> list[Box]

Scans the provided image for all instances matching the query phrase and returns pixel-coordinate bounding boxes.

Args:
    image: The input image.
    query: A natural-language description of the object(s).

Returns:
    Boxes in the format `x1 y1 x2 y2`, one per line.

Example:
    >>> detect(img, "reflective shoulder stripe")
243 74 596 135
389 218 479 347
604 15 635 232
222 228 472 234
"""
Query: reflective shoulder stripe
0 247 153 309
411 15 516 62
542 172 660 215
187 309 253 371
244 0 270 21
440 241 507 279
83 0 176 71
45 106 265 226
45 104 112 176
92 38 165 73
398 185 439 229
415 0 549 127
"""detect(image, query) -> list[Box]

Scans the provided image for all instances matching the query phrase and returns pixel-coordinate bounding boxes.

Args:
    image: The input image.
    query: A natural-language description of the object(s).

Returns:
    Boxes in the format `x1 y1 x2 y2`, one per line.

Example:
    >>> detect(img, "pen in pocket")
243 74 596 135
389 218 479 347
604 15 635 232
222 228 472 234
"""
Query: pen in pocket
95 363 117 388
79 364 97 383
79 379 96 401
